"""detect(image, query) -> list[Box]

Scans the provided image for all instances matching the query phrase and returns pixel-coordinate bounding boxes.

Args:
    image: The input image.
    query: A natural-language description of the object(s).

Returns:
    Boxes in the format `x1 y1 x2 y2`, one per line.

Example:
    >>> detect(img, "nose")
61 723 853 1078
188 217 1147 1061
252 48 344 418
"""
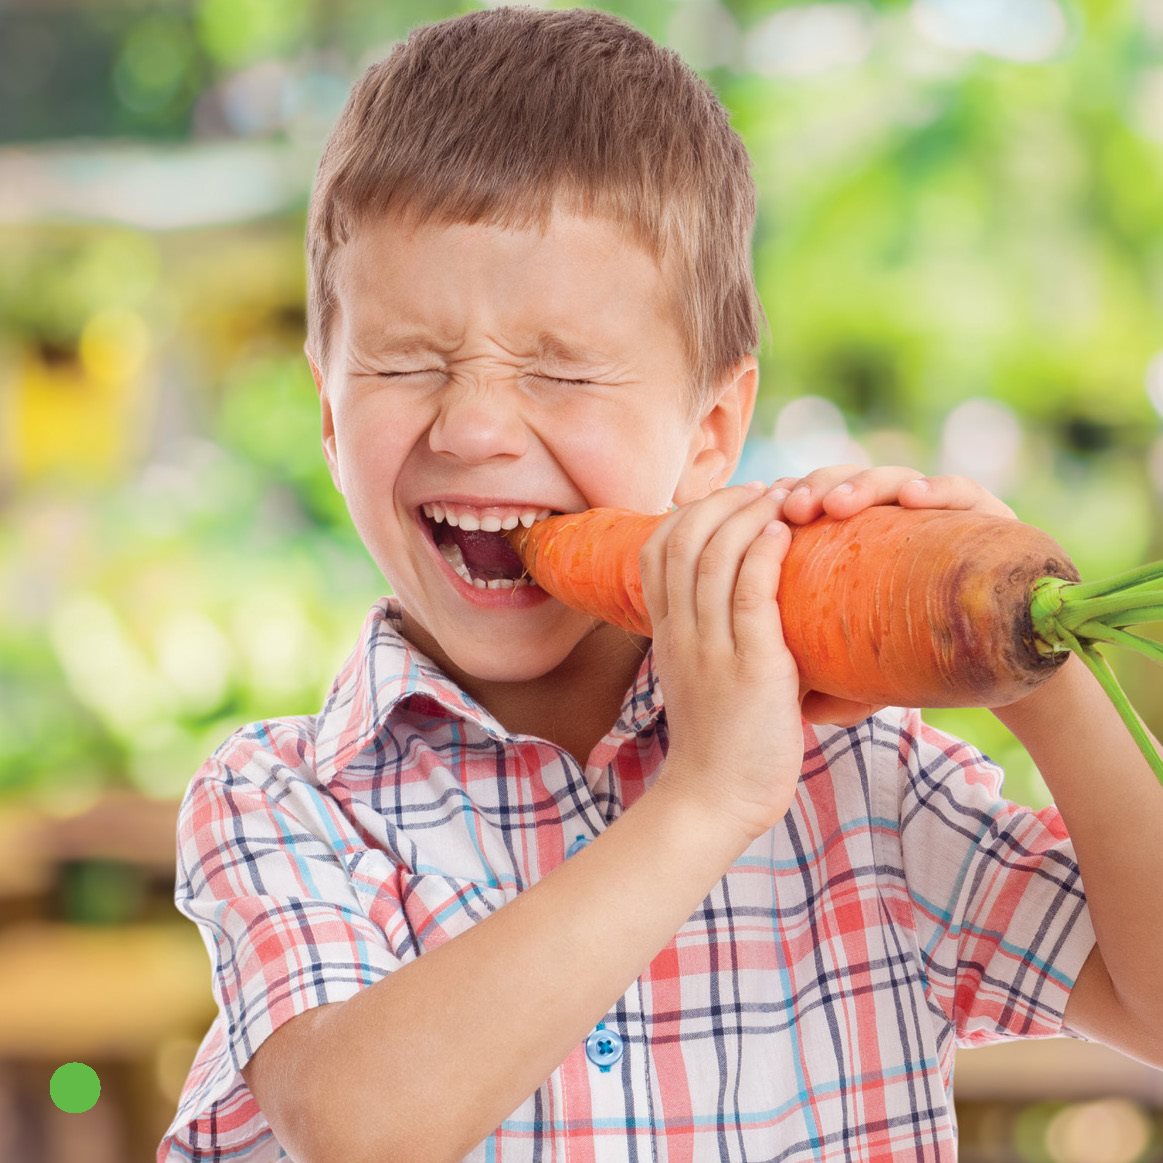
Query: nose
427 373 530 464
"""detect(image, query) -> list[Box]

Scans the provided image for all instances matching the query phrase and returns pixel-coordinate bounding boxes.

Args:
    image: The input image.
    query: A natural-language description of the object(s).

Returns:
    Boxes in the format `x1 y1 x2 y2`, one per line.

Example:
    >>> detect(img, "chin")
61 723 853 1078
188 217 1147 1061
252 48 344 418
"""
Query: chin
394 601 573 680
444 639 579 685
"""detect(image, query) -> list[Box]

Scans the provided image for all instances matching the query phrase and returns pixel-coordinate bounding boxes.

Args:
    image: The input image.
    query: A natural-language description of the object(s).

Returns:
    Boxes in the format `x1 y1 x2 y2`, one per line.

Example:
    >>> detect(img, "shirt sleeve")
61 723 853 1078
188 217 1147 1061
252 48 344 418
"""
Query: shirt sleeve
160 748 407 1159
176 754 406 1071
886 707 1096 1048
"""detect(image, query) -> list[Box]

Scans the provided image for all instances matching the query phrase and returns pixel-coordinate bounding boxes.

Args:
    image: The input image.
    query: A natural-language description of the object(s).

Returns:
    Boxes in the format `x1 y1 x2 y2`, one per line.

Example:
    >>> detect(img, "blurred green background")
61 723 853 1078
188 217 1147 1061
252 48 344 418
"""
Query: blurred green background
1 1 1161 1160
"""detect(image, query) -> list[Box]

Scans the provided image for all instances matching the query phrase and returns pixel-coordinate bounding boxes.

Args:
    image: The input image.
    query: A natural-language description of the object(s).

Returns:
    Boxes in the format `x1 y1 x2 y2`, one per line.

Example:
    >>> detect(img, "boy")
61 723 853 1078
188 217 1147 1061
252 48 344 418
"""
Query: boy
160 7 1163 1161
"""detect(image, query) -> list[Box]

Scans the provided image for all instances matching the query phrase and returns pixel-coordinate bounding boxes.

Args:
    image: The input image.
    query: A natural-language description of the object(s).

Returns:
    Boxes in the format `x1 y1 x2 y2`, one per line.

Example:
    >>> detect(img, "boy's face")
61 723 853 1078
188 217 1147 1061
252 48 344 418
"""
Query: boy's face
311 205 755 685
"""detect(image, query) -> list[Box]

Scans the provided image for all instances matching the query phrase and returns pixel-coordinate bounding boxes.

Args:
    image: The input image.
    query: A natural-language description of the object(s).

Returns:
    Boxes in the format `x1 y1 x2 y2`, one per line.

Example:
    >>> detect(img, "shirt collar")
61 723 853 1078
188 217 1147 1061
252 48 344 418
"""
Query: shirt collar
315 597 665 785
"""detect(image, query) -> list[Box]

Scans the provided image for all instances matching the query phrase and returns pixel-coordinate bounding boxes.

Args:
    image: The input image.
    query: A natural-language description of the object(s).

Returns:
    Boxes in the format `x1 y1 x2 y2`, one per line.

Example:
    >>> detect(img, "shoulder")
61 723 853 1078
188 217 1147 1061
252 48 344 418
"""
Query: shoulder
210 712 322 779
798 707 1006 826
176 713 324 851
860 706 1007 801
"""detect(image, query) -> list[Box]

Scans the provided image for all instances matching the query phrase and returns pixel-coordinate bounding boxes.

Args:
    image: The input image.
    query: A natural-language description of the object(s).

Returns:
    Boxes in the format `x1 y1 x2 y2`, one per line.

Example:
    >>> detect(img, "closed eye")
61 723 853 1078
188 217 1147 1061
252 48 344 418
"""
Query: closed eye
534 374 594 386
374 370 596 387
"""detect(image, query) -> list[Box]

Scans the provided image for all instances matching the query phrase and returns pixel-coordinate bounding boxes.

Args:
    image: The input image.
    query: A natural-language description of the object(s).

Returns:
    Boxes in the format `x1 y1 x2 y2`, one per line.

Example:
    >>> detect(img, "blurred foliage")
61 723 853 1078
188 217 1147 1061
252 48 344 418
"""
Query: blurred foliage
1 0 1162 814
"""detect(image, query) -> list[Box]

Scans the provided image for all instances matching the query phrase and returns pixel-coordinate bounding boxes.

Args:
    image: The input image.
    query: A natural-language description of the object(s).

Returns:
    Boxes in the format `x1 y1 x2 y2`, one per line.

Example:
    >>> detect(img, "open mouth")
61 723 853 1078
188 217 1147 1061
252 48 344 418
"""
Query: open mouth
421 507 559 590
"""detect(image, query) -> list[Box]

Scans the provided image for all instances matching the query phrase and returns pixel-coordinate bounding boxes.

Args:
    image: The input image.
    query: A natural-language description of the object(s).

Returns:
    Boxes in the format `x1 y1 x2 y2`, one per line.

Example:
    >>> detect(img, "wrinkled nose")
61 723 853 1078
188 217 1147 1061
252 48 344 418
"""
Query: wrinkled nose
427 376 530 464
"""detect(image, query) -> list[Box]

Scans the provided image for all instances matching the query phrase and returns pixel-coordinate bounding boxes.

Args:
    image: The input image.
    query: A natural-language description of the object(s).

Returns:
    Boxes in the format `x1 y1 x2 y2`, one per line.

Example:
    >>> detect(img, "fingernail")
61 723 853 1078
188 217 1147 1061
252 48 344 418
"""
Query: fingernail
831 482 854 496
791 485 811 500
907 478 929 493
744 479 767 491
762 520 787 536
767 486 789 502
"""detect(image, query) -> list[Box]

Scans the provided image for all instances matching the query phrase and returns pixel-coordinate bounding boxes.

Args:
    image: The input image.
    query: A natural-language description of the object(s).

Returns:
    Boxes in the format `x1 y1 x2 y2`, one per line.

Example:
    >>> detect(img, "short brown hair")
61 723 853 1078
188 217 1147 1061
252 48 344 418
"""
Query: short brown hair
306 5 764 417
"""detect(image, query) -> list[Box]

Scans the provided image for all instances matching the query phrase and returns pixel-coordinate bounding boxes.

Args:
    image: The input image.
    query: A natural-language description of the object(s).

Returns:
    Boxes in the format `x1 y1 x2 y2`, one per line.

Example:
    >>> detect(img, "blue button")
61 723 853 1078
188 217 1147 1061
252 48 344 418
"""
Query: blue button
566 834 591 858
585 1024 624 1072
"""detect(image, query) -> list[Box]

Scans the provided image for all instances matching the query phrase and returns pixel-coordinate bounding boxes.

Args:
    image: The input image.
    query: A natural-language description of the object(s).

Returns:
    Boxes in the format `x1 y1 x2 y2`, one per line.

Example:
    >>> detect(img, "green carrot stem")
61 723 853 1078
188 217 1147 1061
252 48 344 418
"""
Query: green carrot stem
1071 642 1163 786
1069 624 1163 666
1065 560 1163 601
1084 604 1163 630
1059 593 1163 626
1030 571 1163 786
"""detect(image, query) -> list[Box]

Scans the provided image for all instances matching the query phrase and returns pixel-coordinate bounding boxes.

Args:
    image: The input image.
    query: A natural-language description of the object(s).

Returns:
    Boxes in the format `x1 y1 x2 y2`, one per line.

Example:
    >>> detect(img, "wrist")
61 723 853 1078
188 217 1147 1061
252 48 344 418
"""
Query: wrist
991 653 1090 737
652 758 784 852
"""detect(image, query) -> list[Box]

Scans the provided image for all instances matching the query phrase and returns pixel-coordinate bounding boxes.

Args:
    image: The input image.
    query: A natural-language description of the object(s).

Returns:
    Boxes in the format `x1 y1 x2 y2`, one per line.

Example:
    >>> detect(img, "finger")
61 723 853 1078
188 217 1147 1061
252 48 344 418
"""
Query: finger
816 466 934 518
693 493 786 647
896 473 1015 518
779 464 867 523
762 478 795 520
637 509 682 626
639 482 766 630
730 517 793 669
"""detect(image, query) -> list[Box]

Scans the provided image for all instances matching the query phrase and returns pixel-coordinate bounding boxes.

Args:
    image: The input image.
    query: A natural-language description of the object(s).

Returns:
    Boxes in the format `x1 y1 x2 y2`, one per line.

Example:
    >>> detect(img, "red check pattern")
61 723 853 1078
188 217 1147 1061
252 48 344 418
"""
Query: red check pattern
159 597 1095 1161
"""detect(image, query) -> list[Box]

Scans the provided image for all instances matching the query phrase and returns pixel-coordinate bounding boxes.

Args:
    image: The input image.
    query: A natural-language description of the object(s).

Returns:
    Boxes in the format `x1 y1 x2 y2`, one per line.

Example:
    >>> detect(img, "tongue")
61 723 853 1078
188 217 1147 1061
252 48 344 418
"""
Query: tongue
450 527 527 580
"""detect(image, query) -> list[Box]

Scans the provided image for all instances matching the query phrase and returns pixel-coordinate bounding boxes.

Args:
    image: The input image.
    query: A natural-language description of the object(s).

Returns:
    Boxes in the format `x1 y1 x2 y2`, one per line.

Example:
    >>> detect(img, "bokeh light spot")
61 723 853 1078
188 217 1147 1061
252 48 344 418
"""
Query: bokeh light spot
79 307 150 384
1043 1097 1153 1163
939 397 1023 497
772 395 869 477
114 17 195 116
745 3 874 77
913 0 1069 62
1145 351 1163 419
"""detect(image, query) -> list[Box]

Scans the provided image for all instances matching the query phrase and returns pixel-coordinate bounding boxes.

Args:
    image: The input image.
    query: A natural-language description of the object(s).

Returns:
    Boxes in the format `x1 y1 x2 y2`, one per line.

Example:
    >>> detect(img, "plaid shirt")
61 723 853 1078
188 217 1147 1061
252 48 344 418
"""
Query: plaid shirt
159 597 1095 1162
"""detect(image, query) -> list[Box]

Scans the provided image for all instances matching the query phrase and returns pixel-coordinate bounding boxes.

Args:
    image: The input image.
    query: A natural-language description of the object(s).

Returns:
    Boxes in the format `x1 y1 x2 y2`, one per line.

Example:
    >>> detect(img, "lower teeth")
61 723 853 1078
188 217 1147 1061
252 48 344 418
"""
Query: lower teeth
439 541 532 590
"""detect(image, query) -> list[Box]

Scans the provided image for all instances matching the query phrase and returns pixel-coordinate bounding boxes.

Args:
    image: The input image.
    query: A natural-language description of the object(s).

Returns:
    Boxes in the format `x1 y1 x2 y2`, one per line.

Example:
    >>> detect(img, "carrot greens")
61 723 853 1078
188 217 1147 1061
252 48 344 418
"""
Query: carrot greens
1030 565 1163 784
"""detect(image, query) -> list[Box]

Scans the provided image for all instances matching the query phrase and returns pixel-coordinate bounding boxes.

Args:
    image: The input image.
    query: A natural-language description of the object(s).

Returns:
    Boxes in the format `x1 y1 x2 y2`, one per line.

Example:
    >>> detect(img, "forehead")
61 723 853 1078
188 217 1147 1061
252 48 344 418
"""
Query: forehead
333 207 681 355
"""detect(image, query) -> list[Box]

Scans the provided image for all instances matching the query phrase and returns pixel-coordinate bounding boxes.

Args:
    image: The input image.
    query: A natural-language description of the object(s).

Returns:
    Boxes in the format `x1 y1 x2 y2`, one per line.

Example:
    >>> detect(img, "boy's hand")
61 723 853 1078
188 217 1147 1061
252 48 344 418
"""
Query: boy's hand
767 465 1014 726
640 482 805 843
769 464 1015 524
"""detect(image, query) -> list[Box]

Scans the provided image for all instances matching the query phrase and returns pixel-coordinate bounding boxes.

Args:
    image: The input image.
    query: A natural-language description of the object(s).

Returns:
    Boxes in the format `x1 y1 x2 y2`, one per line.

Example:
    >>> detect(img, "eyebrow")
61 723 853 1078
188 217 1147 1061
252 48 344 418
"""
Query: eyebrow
534 332 616 368
352 328 618 367
353 331 456 357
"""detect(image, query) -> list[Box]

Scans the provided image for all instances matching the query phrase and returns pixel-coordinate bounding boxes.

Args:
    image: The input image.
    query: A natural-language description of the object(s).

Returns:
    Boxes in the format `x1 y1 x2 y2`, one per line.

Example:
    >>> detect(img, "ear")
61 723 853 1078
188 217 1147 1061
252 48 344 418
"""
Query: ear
306 345 342 494
673 355 759 506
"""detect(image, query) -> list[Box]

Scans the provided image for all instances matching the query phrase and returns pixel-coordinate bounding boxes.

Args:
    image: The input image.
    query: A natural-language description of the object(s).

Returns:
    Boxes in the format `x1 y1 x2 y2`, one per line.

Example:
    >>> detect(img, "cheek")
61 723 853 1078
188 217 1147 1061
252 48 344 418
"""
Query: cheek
560 414 691 511
335 405 416 479
329 422 417 532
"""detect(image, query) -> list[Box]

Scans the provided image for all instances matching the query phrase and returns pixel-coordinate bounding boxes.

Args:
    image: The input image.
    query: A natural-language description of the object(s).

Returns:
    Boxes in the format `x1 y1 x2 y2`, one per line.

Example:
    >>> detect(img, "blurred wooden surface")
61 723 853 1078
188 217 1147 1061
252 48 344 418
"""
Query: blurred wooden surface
957 1037 1163 1104
0 793 212 1160
0 792 179 896
0 921 213 1058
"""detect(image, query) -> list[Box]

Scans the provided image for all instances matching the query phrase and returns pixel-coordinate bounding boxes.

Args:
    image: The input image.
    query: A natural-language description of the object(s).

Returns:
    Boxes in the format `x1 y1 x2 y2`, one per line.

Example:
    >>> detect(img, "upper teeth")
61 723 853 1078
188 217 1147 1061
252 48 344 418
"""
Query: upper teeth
422 503 553 531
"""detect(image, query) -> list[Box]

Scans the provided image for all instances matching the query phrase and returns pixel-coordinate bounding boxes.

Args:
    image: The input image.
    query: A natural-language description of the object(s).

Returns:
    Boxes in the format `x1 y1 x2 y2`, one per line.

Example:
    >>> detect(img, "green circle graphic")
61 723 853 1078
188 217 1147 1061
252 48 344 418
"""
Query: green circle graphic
50 1062 101 1113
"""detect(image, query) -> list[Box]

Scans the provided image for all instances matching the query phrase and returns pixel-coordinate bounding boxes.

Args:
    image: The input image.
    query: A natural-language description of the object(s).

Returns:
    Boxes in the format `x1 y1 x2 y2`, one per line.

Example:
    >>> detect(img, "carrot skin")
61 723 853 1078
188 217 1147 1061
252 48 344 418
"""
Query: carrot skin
510 508 656 637
507 506 1081 709
777 508 1078 707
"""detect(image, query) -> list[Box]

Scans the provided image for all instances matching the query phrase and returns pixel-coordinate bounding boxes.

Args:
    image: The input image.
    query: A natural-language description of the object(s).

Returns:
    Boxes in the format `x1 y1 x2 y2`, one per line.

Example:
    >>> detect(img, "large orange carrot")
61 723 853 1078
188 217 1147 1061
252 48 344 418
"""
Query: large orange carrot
506 505 1163 782
507 506 1074 706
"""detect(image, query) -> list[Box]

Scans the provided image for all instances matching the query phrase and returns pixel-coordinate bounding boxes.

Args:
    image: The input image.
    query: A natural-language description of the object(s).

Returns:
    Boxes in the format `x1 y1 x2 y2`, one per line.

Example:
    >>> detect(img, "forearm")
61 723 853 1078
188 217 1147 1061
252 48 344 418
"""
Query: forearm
994 654 1163 1028
300 772 754 1163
